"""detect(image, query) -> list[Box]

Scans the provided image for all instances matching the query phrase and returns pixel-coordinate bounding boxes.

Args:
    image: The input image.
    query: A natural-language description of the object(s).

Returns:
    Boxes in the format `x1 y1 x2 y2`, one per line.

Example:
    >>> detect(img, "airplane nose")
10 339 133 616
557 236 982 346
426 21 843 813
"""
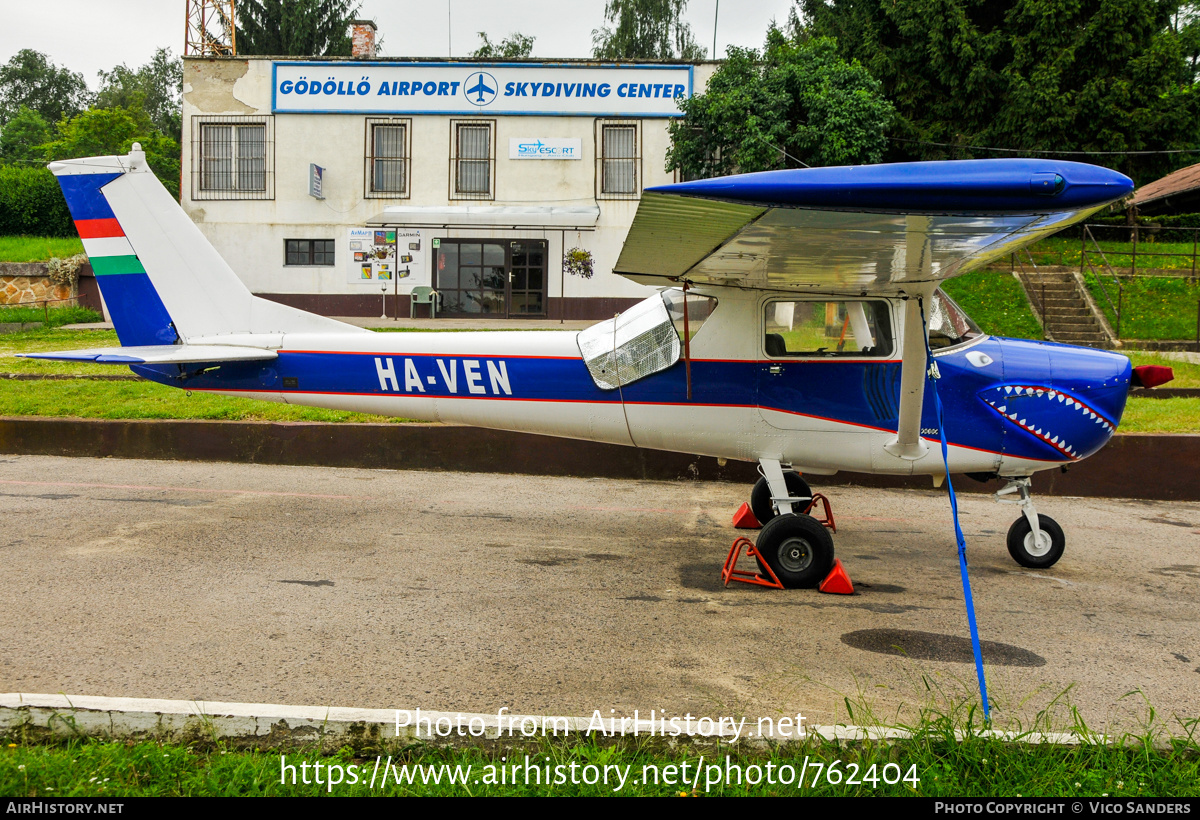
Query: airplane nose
978 340 1132 462
1050 346 1132 458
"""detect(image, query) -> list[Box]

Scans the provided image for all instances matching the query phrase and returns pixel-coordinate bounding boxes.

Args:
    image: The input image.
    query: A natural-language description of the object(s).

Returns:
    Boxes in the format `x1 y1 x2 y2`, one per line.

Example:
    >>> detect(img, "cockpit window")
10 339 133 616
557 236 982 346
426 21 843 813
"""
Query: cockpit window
661 288 718 343
763 300 894 357
928 289 984 350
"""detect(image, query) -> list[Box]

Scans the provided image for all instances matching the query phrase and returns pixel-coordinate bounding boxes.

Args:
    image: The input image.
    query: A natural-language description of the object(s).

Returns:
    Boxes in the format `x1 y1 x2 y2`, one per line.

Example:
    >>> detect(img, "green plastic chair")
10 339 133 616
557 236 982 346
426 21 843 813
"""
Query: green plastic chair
410 286 438 318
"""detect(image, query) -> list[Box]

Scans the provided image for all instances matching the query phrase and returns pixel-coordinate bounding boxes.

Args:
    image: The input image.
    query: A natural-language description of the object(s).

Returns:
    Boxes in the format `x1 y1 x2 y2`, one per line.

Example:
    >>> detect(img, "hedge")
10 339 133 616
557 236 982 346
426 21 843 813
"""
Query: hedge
0 166 75 237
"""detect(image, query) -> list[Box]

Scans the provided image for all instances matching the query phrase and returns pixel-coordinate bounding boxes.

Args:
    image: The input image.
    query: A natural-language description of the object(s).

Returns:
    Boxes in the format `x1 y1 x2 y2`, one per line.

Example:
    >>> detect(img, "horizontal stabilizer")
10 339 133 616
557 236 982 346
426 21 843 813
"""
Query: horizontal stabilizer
19 345 278 365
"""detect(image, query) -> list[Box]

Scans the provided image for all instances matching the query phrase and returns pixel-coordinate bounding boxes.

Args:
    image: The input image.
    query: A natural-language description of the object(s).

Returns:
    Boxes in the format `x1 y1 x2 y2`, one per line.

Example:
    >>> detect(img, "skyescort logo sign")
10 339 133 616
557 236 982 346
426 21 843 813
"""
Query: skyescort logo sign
509 138 583 160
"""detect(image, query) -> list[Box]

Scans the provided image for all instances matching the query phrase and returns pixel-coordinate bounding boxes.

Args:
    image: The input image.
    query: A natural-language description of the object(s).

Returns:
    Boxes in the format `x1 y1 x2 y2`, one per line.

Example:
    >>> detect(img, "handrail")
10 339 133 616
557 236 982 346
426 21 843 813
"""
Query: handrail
1080 225 1123 338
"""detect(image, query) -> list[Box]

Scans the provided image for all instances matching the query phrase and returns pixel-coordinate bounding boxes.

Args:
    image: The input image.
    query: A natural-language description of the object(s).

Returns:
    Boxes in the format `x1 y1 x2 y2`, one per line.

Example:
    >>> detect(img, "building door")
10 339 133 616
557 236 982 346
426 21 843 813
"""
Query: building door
435 239 547 317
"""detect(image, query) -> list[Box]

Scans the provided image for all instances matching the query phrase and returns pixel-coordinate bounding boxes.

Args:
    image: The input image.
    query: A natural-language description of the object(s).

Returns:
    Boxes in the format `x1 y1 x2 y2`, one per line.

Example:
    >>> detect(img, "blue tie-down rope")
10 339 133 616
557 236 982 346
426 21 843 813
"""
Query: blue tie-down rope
920 299 991 722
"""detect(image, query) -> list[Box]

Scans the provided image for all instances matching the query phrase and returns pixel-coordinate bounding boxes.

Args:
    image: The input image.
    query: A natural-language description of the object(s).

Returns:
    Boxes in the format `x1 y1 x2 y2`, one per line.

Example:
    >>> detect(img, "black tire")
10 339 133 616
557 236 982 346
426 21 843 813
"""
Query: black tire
750 472 813 525
755 513 834 589
1006 514 1065 569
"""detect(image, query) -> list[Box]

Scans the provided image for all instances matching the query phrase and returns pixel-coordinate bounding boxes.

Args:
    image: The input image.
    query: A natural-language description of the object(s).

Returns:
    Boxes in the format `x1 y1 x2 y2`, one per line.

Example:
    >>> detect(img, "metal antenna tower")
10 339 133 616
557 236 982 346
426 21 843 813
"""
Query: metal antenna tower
185 0 237 56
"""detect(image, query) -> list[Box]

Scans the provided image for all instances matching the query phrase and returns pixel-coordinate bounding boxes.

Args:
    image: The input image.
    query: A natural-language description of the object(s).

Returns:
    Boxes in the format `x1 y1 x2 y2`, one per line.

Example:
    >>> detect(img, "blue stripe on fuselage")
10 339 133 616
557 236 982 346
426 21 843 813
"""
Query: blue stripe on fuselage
138 347 1061 460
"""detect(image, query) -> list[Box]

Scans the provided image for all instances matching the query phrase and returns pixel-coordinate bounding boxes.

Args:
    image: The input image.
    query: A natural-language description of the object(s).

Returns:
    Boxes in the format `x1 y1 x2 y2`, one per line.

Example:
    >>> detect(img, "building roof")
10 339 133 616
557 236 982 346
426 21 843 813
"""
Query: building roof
1131 162 1200 215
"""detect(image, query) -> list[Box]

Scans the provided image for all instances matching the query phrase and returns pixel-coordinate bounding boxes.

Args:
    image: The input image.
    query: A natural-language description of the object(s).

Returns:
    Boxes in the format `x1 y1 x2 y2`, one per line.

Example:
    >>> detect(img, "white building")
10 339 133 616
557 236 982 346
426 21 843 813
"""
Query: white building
180 33 714 320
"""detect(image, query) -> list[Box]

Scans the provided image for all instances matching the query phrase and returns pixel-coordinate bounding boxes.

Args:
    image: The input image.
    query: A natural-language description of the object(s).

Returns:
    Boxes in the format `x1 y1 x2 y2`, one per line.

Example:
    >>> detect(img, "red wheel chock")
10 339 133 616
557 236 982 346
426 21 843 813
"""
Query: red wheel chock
732 503 761 529
721 537 784 589
818 559 854 595
807 493 837 533
730 494 836 532
722 494 840 591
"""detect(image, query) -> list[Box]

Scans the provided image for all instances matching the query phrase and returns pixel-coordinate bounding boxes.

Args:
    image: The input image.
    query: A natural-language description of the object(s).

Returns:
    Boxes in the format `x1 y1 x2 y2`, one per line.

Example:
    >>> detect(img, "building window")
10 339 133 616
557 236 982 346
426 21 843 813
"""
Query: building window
191 116 274 200
450 120 494 200
285 239 335 266
365 118 410 198
596 120 640 199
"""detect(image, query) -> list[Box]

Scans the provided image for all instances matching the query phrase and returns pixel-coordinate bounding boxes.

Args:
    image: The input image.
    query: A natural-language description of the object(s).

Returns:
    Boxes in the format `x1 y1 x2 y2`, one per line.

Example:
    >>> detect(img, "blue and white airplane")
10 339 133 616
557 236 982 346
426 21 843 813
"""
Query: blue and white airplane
27 145 1169 588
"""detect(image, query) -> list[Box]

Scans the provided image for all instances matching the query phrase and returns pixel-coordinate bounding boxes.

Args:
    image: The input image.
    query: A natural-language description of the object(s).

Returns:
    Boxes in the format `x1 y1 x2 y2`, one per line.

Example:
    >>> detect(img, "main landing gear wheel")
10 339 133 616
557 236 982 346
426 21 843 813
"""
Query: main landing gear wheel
754 513 834 589
750 472 812 525
1006 514 1065 569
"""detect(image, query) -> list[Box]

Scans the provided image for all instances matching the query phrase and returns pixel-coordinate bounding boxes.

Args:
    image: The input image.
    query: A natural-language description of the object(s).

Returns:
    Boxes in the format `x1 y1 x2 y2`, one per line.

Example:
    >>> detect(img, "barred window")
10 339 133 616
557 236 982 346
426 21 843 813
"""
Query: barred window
451 121 494 200
191 116 274 200
597 121 640 199
366 119 410 198
285 239 335 266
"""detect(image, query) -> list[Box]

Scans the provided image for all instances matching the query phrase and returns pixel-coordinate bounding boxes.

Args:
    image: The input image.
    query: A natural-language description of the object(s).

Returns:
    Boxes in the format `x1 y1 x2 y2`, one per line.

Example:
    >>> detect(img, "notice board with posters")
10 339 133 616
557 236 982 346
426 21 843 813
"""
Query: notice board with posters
346 227 428 289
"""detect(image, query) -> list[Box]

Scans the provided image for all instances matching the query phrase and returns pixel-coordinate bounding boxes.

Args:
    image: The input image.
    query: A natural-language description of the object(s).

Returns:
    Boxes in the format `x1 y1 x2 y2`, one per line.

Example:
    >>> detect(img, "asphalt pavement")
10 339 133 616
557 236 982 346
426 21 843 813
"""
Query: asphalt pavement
1 455 1197 735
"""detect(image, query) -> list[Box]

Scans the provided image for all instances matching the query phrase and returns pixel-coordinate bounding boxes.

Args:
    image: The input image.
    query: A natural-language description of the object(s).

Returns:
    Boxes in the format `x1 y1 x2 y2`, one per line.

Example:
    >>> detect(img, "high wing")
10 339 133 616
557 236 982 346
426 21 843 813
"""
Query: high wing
614 159 1133 292
614 158 1134 463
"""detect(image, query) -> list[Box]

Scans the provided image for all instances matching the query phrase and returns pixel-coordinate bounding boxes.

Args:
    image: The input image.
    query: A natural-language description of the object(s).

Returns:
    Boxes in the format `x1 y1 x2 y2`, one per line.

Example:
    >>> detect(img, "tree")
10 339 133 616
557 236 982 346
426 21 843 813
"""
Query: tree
470 32 536 59
666 31 894 178
41 106 181 200
0 106 51 165
0 49 92 126
96 48 183 143
800 0 1200 184
592 0 708 61
237 0 362 57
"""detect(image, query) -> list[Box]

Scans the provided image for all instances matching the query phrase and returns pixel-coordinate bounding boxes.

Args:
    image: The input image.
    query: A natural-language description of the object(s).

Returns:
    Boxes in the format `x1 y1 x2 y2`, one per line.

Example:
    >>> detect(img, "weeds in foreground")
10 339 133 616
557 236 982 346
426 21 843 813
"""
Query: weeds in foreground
2 686 1195 797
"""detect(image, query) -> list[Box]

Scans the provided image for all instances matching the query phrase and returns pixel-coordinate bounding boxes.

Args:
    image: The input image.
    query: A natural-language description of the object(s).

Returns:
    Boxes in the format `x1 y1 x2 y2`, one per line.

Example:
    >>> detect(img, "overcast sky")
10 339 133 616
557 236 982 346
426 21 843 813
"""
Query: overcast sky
0 0 795 90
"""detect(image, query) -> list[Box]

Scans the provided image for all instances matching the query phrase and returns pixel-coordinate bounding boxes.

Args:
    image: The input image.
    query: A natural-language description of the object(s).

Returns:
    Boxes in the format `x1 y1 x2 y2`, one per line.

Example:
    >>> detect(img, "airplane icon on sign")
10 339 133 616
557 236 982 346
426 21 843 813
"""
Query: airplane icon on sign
464 72 497 105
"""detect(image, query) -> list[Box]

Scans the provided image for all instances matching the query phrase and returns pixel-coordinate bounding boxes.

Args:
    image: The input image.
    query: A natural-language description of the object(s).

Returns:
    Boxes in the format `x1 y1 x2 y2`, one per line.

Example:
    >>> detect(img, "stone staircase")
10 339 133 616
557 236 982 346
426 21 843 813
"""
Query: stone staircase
1016 267 1115 348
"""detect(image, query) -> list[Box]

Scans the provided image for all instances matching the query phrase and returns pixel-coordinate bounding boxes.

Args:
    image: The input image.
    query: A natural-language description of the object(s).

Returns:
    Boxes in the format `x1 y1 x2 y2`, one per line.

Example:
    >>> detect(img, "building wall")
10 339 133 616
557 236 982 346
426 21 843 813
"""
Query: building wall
180 58 715 319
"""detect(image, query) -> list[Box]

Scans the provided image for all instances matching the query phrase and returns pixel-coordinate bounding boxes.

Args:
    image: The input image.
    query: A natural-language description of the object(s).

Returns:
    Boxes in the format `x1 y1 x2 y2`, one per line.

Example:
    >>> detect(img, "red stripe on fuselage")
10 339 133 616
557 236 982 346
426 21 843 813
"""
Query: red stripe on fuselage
75 218 124 238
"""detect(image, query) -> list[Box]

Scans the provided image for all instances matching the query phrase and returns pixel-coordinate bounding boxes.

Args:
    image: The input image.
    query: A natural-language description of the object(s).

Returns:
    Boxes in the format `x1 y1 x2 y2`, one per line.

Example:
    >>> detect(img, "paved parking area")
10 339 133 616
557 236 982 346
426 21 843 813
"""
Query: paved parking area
1 455 1197 734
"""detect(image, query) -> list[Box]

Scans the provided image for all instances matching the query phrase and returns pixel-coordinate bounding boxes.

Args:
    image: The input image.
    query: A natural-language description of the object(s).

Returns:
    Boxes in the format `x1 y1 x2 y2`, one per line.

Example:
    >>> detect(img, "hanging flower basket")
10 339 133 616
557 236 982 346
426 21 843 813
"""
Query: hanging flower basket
563 247 594 279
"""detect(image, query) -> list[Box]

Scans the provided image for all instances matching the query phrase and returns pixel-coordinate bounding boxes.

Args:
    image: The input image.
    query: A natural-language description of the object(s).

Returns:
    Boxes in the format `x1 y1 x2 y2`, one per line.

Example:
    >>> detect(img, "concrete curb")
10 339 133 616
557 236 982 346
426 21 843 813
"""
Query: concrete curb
1 417 1198 500
0 693 1083 750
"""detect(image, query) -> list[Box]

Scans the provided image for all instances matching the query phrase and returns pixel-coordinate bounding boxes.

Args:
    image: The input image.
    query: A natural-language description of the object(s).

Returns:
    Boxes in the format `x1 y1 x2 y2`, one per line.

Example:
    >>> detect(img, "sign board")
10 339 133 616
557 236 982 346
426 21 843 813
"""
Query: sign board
509 138 582 160
347 227 428 289
308 163 324 199
274 62 692 117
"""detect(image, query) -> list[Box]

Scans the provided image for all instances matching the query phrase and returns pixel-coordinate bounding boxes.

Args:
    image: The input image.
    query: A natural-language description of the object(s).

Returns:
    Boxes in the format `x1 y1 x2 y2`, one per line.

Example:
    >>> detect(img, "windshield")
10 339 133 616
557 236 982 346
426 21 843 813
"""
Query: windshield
928 289 984 350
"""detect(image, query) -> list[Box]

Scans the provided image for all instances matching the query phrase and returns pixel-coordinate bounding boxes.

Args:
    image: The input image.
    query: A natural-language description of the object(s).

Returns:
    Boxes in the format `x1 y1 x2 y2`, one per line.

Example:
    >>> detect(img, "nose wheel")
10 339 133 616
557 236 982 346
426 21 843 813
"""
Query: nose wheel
997 477 1065 569
1006 514 1065 568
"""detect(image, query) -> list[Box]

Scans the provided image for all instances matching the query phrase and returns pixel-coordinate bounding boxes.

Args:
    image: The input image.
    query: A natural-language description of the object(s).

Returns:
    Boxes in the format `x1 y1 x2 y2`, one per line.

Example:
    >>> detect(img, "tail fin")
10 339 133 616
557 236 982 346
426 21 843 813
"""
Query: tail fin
51 145 360 346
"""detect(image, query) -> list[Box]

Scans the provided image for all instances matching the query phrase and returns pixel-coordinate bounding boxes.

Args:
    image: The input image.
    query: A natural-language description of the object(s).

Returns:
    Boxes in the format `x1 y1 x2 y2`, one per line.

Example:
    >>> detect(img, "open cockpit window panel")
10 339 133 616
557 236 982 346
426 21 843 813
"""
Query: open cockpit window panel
763 299 894 358
577 290 683 390
928 288 984 351
660 288 718 344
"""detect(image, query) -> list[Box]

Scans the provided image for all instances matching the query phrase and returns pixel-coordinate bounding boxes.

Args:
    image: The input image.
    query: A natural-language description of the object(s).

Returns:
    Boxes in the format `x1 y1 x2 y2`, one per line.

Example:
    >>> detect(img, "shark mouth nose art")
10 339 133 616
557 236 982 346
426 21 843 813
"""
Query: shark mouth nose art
979 384 1115 459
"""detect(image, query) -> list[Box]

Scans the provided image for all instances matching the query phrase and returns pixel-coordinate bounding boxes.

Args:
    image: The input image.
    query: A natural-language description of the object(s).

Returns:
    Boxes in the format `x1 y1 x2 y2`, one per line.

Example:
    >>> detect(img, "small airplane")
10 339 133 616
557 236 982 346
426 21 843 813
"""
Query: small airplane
27 145 1172 588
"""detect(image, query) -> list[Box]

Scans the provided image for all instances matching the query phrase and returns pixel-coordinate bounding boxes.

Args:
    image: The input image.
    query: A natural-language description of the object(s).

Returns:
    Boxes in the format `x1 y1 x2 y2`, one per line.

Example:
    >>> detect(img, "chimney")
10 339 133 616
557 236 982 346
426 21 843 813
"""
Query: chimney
351 20 377 58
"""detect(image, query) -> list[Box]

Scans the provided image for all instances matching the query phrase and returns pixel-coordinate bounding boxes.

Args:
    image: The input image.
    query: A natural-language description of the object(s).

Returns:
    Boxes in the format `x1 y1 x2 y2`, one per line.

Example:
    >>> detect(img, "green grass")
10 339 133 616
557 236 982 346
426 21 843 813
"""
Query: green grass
1082 276 1200 340
0 305 102 329
0 328 122 376
1024 235 1200 272
1124 351 1200 388
0 235 84 263
1119 397 1200 434
1 716 1196 797
0 379 406 423
941 270 1044 340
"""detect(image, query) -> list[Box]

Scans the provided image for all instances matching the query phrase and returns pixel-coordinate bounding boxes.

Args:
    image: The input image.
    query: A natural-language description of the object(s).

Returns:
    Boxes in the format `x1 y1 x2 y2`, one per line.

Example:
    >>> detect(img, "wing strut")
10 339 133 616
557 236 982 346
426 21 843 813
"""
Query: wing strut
884 217 936 460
